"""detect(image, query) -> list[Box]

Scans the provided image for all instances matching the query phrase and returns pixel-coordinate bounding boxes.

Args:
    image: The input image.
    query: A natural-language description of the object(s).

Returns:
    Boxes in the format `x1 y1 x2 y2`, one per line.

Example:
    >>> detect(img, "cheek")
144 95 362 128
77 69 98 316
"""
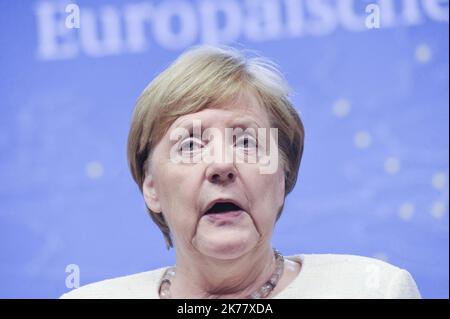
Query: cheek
240 165 285 223
154 164 202 232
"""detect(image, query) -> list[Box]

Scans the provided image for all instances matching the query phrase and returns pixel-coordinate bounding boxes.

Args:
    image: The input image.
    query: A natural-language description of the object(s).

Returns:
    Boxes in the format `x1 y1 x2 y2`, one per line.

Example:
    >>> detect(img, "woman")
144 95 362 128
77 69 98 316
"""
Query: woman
62 45 421 299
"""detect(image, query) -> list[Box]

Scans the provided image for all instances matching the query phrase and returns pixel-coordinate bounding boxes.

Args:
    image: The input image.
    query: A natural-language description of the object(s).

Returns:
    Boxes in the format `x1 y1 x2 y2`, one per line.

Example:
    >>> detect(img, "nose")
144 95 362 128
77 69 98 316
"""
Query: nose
206 162 237 185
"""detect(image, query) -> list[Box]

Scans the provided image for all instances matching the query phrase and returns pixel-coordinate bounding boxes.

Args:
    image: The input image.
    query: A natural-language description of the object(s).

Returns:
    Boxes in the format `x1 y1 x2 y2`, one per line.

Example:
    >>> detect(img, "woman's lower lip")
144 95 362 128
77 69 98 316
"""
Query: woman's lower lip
205 210 244 222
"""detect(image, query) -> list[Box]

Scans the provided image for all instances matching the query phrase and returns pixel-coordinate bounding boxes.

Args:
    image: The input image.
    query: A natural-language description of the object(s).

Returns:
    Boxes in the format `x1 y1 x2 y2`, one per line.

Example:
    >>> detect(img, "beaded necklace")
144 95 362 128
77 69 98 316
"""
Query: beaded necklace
159 249 284 299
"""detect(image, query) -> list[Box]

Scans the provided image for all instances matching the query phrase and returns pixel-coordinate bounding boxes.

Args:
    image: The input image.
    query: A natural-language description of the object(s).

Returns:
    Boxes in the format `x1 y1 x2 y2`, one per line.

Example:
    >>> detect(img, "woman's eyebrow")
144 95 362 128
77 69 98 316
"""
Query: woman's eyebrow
170 116 265 130
229 117 264 129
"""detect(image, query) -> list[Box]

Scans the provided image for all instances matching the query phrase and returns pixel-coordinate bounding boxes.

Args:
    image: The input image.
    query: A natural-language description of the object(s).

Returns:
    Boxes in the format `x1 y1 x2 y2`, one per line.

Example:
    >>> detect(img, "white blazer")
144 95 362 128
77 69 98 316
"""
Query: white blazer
60 254 421 299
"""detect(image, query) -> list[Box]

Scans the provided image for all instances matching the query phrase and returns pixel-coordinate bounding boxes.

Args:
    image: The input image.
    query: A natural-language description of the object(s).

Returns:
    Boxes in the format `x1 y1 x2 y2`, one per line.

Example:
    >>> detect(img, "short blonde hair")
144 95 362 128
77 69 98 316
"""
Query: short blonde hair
127 45 305 248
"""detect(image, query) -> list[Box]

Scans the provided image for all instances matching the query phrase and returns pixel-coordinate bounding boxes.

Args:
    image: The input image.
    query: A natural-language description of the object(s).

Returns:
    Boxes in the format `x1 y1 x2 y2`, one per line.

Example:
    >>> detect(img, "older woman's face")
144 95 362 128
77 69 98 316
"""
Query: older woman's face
143 92 285 260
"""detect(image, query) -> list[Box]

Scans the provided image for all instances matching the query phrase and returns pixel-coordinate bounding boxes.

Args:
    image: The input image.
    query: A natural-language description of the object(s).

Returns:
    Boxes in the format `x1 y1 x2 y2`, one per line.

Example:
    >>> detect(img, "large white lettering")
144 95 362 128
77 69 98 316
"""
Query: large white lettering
35 0 449 60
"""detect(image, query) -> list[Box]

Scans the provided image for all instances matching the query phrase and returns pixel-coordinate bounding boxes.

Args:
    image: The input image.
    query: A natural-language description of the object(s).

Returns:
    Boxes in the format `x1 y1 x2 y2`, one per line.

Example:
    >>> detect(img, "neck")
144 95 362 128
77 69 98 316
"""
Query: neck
170 245 276 298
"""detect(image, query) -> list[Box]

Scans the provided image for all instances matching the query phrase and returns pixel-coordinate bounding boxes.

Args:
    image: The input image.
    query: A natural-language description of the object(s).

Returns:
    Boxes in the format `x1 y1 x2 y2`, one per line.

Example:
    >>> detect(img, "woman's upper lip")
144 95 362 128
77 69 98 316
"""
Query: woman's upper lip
202 198 246 215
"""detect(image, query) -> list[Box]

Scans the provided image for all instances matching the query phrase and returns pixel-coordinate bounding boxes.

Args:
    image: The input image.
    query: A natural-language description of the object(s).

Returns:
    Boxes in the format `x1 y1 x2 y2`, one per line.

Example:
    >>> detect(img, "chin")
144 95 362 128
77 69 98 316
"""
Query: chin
195 234 258 260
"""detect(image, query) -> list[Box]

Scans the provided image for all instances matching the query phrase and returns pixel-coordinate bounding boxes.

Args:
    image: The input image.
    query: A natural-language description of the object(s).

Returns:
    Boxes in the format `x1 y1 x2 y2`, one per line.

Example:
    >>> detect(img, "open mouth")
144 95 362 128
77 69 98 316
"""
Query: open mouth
204 202 243 215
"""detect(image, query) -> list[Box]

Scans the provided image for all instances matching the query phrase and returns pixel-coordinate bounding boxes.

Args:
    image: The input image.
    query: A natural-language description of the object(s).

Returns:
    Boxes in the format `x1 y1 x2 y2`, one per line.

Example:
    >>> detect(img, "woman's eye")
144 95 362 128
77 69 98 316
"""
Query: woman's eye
236 135 257 149
180 137 203 152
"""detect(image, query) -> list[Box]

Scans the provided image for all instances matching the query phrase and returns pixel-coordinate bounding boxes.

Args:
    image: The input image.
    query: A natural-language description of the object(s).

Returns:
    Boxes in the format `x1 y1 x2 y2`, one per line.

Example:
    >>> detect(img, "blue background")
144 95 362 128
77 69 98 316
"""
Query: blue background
0 0 448 298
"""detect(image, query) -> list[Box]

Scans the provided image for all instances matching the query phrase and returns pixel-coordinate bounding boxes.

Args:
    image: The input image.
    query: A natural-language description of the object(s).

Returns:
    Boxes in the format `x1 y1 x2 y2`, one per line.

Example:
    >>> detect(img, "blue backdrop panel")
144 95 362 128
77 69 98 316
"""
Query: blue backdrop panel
0 0 448 298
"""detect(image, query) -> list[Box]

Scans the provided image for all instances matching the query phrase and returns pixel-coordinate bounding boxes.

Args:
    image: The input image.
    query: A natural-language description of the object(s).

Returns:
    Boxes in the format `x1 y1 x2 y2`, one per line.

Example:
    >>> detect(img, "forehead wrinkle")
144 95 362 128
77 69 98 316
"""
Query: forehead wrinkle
171 109 269 131
167 88 270 131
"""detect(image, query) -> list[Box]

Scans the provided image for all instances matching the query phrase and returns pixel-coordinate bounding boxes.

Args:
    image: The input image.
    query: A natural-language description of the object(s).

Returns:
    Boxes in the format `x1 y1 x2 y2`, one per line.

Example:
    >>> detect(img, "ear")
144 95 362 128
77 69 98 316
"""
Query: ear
142 173 162 213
